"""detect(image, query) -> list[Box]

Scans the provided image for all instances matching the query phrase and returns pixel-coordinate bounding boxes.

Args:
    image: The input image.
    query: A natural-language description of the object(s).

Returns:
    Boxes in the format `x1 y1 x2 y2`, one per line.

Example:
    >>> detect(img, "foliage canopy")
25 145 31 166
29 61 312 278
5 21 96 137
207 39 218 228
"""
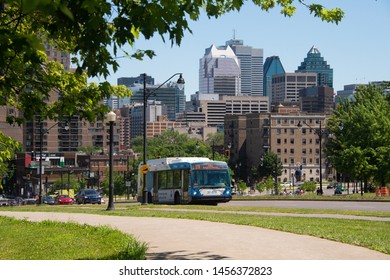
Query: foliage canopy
0 0 344 178
326 83 390 188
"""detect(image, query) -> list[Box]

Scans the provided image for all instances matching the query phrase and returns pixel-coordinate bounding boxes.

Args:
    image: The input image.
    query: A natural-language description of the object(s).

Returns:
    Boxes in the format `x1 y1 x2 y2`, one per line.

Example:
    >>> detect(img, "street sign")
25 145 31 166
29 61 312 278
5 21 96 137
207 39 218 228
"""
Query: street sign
140 164 149 174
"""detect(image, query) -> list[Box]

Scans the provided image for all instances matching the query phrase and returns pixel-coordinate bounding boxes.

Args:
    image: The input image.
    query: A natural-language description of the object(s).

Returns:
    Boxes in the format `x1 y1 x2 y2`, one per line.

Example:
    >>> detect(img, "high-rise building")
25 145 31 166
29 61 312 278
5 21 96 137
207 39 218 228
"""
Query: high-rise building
106 74 156 110
225 111 331 184
296 46 333 88
263 56 285 98
130 83 185 121
226 39 264 96
45 43 71 71
299 85 335 114
118 74 155 88
272 73 317 104
199 45 241 96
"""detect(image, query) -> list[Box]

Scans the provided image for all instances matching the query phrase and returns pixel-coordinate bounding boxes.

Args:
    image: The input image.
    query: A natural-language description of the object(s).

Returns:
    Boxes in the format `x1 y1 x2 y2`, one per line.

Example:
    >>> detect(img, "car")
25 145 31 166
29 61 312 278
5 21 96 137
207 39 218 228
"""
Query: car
326 184 334 189
54 194 74 205
0 195 11 206
4 195 24 206
42 195 55 205
334 188 343 195
74 189 101 204
23 197 36 205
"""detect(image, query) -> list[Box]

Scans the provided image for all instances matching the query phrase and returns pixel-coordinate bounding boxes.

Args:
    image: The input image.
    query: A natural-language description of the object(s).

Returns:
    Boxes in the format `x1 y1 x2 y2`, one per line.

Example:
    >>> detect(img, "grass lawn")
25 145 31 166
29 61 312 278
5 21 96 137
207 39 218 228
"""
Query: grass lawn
0 215 147 260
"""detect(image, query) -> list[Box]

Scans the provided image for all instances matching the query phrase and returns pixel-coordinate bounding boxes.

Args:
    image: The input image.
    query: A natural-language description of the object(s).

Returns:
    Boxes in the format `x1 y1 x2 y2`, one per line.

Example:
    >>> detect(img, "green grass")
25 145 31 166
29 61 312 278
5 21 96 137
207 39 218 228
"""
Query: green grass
233 192 390 201
0 216 147 260
1 202 390 257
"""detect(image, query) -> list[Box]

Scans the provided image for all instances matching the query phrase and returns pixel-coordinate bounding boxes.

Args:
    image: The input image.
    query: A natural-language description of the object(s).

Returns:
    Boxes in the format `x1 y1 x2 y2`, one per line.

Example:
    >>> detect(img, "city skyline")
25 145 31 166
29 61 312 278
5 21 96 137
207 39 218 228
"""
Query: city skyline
88 1 390 100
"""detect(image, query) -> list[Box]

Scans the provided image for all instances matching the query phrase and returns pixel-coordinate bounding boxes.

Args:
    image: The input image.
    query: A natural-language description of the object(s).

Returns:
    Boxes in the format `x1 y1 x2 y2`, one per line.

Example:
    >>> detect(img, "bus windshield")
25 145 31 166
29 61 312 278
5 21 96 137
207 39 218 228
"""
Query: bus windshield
192 170 230 188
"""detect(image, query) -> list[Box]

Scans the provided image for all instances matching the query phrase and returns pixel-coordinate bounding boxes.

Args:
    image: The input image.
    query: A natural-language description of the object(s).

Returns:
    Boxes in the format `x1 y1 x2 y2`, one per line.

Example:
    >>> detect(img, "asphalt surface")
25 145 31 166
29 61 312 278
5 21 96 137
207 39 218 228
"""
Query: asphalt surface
1 211 390 260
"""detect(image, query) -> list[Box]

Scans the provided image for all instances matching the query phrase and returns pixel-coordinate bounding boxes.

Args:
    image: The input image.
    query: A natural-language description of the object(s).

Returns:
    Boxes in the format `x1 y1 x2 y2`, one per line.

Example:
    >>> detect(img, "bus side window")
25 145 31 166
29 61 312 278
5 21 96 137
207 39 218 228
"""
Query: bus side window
173 169 180 188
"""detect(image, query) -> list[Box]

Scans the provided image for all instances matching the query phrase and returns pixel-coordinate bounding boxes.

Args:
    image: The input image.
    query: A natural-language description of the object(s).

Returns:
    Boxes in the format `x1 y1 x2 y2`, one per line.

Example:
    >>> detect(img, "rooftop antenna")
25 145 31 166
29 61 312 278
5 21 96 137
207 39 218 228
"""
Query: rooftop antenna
233 29 236 40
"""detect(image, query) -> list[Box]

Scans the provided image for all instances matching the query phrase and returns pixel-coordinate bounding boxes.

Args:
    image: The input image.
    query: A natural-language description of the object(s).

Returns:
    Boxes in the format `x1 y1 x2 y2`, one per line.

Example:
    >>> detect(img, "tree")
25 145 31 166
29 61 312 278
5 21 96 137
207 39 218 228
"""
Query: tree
101 172 126 197
237 180 248 195
131 130 207 159
257 176 277 194
0 1 344 170
326 83 390 192
0 132 20 190
206 132 227 160
302 181 316 193
77 146 103 155
257 151 283 194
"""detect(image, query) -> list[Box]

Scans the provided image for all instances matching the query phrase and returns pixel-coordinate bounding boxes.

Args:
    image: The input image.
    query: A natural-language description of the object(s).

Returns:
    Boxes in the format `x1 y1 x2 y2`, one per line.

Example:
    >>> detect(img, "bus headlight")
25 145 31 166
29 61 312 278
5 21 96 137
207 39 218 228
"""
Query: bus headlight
192 189 201 196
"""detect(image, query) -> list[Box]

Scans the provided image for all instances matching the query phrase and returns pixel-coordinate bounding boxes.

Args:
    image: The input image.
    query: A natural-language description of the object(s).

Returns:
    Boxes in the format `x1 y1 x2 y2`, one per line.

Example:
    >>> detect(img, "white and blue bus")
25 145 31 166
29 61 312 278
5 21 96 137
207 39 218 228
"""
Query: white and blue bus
137 157 232 205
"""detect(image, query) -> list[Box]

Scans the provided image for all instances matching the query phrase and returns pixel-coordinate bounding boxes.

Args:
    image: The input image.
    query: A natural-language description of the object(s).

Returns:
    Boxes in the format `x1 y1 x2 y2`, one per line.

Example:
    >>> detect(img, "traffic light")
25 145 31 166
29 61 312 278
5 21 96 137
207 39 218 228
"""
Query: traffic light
225 149 230 157
26 174 30 180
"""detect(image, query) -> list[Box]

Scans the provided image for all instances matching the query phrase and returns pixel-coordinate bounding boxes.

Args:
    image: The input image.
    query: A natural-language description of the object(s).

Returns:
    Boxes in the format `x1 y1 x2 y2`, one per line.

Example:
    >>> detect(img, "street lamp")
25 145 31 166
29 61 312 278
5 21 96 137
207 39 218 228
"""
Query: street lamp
142 73 185 204
106 110 116 211
38 120 69 204
297 120 326 195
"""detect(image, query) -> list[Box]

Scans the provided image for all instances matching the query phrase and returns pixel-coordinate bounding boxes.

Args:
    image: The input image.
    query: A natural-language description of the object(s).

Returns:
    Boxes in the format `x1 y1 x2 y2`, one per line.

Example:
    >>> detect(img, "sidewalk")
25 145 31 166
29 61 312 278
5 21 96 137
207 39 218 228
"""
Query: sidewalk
1 211 389 260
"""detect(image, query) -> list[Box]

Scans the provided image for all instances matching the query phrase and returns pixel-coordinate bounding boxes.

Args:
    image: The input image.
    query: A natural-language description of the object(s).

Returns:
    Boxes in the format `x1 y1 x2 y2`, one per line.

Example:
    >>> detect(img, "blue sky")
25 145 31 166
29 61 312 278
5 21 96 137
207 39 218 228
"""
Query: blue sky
92 0 390 100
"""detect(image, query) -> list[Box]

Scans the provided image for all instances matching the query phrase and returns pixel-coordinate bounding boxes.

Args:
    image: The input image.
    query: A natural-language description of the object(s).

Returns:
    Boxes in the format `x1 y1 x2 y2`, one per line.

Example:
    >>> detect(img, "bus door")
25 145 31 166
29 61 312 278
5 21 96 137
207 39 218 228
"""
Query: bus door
181 169 190 203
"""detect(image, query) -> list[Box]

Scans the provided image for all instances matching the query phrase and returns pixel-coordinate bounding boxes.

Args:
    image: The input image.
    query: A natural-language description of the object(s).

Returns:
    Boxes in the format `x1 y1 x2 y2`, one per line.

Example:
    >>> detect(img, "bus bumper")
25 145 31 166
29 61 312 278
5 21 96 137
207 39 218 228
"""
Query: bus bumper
190 196 232 204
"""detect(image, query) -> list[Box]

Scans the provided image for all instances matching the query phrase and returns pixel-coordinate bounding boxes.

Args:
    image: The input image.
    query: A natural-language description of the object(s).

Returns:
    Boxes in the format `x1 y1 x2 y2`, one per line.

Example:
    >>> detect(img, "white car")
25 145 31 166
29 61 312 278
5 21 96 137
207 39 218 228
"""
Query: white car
0 195 10 206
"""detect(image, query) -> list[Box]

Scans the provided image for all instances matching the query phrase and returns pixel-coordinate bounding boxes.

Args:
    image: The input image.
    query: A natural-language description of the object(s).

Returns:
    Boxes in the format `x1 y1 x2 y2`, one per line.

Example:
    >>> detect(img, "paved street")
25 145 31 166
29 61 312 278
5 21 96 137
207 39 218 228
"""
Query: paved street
1 211 389 260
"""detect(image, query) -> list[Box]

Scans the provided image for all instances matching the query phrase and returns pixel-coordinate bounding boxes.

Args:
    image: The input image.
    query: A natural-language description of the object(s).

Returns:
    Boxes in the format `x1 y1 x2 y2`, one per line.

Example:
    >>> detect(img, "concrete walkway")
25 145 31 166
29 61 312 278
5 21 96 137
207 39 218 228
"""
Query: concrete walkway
1 211 389 260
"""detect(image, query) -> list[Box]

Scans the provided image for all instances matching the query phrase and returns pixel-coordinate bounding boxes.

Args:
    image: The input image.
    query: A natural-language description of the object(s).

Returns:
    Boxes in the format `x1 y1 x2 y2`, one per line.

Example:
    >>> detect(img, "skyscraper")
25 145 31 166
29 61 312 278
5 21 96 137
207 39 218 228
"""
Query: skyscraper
130 83 185 121
226 39 264 96
296 46 333 88
271 72 317 103
263 56 285 98
199 45 241 96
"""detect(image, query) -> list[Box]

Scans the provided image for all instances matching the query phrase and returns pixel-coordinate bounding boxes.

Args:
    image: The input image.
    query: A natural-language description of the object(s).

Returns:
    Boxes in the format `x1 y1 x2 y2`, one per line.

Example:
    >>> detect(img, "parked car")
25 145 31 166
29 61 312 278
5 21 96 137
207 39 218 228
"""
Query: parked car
334 188 343 195
74 189 101 204
21 197 36 205
0 195 11 206
4 195 23 206
42 195 55 205
54 194 73 205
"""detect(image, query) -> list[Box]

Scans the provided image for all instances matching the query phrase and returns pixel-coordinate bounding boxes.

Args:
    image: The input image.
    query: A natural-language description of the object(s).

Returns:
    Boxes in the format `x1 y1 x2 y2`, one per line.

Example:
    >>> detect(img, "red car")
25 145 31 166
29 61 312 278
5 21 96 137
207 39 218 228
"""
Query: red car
54 195 73 205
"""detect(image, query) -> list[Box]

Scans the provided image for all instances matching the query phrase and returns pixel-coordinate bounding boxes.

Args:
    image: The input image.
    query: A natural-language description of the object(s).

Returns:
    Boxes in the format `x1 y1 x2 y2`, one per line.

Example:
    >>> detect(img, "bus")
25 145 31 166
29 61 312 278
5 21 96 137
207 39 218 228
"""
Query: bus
137 157 232 205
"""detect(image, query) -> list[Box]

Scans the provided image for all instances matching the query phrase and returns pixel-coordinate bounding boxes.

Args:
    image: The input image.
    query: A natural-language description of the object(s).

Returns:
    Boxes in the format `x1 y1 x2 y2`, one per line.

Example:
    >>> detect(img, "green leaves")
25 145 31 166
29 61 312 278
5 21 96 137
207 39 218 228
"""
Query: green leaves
326 83 390 187
308 4 344 24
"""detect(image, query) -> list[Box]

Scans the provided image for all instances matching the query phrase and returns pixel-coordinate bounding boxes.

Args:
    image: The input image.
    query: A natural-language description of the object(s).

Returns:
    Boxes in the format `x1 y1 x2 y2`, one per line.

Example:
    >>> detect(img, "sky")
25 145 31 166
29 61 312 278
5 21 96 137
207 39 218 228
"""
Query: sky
90 0 390 101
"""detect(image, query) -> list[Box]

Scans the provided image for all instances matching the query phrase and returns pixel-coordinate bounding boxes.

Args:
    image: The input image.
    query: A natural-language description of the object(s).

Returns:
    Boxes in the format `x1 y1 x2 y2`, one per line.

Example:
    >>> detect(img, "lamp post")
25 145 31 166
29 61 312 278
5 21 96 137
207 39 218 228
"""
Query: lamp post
38 120 69 204
106 111 116 211
142 73 185 204
297 120 326 195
